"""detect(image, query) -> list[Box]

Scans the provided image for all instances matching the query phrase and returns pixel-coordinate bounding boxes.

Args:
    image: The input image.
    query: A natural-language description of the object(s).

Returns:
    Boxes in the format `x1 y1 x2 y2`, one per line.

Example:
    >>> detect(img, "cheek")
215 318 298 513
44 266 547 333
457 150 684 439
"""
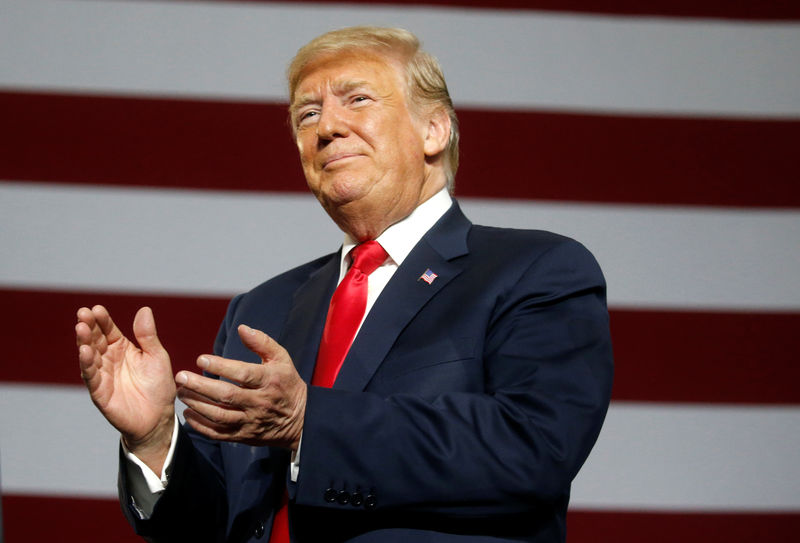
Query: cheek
369 119 420 161
392 126 426 167
296 138 308 161
295 139 320 192
295 132 317 163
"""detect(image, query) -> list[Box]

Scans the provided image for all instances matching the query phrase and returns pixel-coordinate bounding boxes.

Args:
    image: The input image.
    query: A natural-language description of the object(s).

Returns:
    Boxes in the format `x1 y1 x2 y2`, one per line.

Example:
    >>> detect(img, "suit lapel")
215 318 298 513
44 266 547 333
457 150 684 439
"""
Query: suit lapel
278 252 340 384
333 203 472 391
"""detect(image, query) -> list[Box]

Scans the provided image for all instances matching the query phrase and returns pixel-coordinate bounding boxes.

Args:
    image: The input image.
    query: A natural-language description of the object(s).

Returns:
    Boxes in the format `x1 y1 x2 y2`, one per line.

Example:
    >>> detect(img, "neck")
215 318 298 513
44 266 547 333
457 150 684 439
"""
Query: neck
333 173 446 241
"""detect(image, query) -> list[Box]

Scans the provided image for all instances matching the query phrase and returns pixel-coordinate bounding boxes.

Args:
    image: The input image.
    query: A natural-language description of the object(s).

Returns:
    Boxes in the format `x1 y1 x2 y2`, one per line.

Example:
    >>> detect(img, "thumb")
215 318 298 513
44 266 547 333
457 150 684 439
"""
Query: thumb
133 306 168 357
238 324 285 364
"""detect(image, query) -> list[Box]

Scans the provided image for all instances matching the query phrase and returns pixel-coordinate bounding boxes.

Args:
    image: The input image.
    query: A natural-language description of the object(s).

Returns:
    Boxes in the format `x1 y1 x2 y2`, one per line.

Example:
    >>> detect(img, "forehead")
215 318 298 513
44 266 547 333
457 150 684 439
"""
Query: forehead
293 51 407 98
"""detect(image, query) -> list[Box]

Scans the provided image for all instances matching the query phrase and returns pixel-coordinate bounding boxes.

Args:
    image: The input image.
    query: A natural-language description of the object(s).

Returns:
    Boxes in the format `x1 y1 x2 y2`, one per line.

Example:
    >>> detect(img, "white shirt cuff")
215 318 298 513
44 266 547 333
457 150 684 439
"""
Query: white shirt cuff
290 432 302 482
121 415 179 518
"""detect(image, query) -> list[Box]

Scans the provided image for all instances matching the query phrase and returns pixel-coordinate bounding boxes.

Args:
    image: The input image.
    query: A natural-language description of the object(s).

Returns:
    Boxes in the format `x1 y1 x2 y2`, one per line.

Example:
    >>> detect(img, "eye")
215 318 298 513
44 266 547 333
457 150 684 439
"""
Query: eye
351 95 371 105
295 109 319 128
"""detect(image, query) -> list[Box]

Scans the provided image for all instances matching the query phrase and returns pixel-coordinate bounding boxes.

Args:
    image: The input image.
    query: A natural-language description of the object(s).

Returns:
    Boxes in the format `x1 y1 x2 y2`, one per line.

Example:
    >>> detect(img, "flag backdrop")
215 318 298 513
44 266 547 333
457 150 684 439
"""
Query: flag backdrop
1 1 799 541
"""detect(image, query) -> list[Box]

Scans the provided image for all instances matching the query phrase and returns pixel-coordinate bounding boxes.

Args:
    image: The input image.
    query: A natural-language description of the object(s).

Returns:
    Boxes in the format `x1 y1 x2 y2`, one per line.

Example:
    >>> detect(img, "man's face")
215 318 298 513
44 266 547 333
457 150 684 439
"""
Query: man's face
292 52 442 239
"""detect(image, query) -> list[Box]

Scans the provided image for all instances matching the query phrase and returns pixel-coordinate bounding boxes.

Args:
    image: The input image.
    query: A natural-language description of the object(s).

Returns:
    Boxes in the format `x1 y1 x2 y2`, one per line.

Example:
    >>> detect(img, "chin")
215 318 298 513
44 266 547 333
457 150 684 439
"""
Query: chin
320 175 373 206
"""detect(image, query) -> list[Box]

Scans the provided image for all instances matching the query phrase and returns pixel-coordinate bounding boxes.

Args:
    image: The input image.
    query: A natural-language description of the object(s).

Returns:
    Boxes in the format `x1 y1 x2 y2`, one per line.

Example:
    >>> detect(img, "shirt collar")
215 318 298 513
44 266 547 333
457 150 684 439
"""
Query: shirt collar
339 187 453 276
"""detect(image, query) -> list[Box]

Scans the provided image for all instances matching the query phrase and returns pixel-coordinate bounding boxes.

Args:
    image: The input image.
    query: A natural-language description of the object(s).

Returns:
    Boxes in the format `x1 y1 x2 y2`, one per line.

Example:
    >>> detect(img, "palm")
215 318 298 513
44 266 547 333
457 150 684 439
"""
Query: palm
77 306 176 442
94 333 175 438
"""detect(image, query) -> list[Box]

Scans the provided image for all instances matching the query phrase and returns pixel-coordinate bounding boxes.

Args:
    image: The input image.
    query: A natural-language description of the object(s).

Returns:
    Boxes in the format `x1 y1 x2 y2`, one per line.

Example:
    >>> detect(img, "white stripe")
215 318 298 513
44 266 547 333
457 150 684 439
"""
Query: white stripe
3 181 799 310
0 384 186 498
2 384 798 510
2 0 799 117
0 181 341 298
571 402 800 511
0 384 122 497
460 198 800 311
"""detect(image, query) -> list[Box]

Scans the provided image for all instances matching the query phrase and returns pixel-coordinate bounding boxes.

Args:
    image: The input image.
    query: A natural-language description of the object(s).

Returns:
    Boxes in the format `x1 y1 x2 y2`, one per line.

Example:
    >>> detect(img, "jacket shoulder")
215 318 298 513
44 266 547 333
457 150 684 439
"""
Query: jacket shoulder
465 224 606 293
469 224 594 260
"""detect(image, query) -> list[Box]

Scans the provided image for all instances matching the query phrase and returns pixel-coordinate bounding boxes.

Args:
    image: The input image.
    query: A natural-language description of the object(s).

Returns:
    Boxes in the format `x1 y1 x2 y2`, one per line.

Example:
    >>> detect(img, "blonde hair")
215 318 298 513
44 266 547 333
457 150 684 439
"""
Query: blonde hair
287 26 460 190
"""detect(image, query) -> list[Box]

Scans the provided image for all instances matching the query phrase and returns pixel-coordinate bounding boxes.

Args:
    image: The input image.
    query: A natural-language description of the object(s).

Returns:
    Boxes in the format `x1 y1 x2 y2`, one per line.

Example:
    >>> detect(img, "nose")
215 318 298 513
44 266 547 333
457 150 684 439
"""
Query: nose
316 101 350 141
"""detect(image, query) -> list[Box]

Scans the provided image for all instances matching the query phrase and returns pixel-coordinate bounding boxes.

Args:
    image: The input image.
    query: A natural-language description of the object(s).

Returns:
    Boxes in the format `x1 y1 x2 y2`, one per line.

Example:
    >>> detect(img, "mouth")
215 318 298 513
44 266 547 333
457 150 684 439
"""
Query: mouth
322 153 361 169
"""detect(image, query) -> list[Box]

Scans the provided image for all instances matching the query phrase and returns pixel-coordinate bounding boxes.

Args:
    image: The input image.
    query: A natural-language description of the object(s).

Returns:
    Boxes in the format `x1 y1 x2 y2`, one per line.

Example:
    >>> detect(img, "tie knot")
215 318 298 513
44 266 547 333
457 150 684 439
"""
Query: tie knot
350 240 387 276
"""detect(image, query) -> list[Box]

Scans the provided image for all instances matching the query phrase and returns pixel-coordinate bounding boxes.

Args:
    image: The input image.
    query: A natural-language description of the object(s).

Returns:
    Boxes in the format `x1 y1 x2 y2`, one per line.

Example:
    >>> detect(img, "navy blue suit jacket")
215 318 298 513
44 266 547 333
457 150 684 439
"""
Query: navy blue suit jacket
120 202 613 543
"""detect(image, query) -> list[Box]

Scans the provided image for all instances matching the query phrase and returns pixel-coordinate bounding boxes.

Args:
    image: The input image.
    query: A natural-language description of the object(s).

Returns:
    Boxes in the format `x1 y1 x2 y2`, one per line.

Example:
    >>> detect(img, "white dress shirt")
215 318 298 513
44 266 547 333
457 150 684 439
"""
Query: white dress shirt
125 188 453 517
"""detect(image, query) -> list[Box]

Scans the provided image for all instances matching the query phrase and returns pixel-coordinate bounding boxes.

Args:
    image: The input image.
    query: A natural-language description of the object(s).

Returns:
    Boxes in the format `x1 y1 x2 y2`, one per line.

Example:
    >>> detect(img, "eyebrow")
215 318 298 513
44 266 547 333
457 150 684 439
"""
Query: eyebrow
333 79 372 95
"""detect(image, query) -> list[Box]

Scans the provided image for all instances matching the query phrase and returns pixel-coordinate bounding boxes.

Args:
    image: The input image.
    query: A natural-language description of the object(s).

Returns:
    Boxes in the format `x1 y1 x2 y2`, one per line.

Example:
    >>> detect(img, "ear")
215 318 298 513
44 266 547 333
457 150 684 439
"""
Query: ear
423 108 451 158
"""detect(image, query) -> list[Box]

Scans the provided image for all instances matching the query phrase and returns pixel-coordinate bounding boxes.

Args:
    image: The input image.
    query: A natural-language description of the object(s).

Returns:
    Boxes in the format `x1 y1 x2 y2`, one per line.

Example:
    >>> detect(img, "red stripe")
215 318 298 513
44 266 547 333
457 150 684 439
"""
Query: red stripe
567 510 800 543
0 91 306 194
2 91 798 208
3 495 799 543
460 110 799 208
2 495 141 543
221 0 800 21
3 288 799 404
1 288 230 386
611 309 800 404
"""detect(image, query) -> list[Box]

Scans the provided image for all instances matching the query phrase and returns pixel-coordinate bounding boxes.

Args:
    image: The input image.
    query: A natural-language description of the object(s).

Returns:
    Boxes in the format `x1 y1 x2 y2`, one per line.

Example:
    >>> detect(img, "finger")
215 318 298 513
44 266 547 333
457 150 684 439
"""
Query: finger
91 305 123 345
183 408 239 442
176 369 251 407
178 386 244 426
78 343 102 389
238 325 286 364
76 306 95 330
76 307 109 353
193 355 265 389
132 306 167 358
76 308 107 390
76 322 103 385
78 342 96 373
75 319 93 347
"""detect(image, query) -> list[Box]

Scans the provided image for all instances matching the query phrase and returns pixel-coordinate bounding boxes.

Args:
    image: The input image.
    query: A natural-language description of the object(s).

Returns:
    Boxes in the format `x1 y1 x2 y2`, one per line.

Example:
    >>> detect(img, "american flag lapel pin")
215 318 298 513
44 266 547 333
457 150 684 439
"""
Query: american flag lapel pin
418 268 438 285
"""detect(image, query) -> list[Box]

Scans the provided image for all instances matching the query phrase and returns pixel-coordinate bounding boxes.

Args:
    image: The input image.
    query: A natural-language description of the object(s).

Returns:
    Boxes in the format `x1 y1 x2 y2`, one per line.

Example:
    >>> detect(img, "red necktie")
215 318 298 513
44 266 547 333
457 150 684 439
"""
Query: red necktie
311 240 388 388
268 240 387 543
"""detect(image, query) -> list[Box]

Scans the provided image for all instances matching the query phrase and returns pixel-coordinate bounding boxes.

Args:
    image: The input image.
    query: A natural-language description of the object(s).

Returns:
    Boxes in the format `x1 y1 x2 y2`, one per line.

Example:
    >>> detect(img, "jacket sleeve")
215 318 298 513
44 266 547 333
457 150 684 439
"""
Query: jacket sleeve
118 425 228 542
117 295 248 542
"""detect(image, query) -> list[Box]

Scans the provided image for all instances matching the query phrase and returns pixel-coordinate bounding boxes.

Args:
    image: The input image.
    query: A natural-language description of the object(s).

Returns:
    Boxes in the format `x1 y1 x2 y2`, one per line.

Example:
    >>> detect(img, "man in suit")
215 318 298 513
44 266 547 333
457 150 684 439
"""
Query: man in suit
76 27 613 543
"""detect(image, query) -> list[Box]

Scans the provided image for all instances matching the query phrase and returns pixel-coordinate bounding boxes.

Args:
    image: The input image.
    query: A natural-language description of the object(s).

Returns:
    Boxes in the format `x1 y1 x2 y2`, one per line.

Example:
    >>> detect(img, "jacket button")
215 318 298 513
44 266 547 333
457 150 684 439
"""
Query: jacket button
324 488 338 503
364 494 377 510
254 521 265 538
350 491 364 507
336 490 350 505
